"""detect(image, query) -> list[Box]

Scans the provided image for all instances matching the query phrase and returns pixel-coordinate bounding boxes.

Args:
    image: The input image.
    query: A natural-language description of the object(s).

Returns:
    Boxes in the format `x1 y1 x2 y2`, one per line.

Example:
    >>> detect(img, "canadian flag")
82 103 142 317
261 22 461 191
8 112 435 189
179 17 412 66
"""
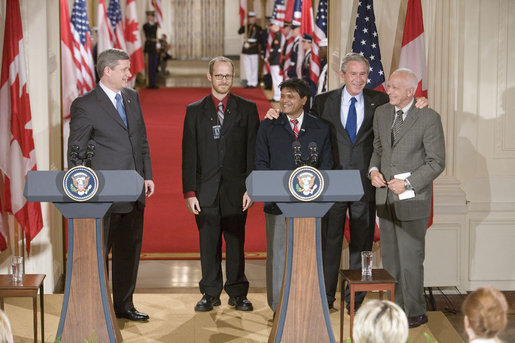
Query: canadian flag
96 0 114 56
125 0 145 86
239 0 247 27
399 0 427 98
0 0 43 253
61 0 79 169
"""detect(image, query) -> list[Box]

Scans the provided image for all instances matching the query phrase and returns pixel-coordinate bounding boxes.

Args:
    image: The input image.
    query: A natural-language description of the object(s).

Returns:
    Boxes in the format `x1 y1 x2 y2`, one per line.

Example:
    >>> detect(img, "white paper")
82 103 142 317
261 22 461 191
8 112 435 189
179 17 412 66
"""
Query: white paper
394 172 415 200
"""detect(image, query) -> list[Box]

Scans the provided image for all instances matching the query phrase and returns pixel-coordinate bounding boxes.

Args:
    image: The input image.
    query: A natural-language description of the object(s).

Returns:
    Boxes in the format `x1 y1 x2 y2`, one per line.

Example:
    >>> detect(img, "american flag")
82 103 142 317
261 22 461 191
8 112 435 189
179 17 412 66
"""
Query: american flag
292 0 302 26
271 0 286 26
310 0 327 86
264 0 286 75
107 0 126 50
151 0 163 27
282 30 294 79
70 0 95 93
351 0 385 91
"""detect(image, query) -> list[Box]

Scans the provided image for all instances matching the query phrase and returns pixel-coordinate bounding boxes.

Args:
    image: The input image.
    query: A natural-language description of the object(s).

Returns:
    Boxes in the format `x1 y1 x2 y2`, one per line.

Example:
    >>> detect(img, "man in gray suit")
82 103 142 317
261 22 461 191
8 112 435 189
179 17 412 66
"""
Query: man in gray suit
68 48 154 322
369 68 445 328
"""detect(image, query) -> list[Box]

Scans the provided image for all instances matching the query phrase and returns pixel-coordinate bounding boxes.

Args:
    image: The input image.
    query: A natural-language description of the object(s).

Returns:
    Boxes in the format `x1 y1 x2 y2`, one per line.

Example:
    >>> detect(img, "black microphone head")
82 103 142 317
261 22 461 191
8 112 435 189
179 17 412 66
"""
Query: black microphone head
308 142 317 149
71 144 79 152
292 141 301 148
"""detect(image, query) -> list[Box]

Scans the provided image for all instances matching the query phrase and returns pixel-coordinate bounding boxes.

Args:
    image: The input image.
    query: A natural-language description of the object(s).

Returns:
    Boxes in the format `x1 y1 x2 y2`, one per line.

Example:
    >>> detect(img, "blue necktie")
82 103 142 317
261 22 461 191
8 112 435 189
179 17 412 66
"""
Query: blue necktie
115 93 128 127
346 97 357 143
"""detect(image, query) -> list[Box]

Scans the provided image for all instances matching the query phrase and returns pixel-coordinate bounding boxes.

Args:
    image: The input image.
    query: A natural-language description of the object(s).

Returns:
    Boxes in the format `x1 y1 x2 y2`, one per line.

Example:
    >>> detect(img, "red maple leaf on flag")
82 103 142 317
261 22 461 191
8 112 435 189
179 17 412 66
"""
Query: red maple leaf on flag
124 19 139 43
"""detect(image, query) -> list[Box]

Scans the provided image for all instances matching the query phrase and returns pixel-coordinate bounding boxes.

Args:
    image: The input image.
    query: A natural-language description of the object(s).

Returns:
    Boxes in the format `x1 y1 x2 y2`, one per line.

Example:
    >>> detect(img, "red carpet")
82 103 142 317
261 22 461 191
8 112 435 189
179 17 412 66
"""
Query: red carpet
138 87 271 258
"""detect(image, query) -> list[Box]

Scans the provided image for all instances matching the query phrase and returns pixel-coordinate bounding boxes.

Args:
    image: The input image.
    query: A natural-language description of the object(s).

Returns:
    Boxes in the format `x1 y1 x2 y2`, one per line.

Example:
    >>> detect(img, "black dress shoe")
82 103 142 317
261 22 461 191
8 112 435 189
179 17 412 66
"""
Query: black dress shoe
328 301 334 310
115 308 149 321
345 302 362 315
194 294 221 312
228 296 253 311
408 313 428 328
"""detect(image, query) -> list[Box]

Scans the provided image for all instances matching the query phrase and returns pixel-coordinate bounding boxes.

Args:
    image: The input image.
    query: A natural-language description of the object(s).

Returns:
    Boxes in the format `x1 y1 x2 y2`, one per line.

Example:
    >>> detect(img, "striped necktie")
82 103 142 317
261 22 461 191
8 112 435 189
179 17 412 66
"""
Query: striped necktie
392 109 404 144
217 102 224 125
290 119 299 139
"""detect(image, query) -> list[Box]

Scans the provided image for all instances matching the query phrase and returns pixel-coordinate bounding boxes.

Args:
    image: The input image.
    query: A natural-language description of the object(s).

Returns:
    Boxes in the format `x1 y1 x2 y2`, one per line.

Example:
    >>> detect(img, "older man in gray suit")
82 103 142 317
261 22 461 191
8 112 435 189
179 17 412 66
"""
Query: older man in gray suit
369 68 445 329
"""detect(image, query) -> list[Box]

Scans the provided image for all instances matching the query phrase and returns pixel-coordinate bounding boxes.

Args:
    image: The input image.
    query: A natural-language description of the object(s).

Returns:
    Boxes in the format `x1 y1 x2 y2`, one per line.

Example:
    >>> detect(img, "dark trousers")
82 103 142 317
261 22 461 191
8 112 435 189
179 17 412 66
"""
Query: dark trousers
103 206 144 313
147 52 159 87
322 200 376 305
195 204 249 298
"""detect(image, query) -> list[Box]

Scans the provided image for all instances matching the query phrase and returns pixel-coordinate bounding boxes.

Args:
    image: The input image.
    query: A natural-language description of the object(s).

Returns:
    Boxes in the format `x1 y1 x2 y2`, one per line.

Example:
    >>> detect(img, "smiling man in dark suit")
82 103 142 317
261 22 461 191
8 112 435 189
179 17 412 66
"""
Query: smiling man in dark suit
182 56 260 312
68 48 154 321
255 78 333 313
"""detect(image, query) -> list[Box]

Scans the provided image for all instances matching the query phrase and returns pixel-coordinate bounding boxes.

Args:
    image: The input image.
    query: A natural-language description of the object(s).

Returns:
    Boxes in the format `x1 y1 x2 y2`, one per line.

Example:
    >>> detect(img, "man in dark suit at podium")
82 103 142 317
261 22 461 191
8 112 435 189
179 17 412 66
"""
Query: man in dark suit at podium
68 48 154 322
182 56 260 312
255 78 333 313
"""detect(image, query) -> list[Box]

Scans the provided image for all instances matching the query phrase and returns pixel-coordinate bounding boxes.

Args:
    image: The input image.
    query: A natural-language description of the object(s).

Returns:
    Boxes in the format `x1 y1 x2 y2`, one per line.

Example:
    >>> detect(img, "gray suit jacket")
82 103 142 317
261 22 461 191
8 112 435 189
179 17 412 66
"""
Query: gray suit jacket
369 102 445 221
68 86 153 212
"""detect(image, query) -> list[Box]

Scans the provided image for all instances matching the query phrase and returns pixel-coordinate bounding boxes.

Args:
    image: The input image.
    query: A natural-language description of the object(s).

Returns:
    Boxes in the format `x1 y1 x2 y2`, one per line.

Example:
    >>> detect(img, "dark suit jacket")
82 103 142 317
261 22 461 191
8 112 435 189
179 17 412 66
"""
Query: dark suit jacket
369 103 445 221
182 93 260 215
68 85 153 213
255 112 333 213
310 87 389 202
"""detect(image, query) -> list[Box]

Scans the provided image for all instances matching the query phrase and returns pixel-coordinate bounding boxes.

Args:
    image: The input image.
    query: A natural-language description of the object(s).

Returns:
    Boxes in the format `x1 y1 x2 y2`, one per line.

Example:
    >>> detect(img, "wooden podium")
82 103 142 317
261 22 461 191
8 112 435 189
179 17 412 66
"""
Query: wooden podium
246 170 364 343
24 170 144 343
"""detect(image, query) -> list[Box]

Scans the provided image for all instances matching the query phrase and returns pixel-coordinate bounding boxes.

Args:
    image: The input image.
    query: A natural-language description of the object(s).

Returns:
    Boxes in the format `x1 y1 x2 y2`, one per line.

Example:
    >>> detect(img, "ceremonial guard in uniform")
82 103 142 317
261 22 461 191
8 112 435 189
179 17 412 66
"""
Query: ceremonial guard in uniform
143 11 159 89
238 12 262 88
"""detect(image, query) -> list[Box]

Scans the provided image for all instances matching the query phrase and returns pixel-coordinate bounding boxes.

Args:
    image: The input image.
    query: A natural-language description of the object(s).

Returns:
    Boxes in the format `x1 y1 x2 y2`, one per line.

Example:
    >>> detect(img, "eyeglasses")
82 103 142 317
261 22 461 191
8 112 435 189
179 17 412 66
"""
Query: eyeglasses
213 74 233 81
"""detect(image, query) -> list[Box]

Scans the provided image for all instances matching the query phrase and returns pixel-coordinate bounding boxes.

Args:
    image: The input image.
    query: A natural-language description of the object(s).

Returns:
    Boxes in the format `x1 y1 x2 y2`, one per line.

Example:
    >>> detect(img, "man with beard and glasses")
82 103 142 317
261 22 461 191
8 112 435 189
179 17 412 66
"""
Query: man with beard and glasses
182 56 260 312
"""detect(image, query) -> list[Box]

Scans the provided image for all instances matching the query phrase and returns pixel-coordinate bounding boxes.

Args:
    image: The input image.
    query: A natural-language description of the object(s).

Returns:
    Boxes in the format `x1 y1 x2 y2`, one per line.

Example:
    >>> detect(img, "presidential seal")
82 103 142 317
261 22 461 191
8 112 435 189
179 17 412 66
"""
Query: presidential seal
62 166 99 202
288 166 325 202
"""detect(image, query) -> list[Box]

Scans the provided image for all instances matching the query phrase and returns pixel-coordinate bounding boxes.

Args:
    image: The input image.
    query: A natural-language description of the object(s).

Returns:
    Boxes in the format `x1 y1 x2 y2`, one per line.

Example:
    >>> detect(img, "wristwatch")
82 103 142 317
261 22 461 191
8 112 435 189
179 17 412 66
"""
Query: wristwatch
404 179 412 191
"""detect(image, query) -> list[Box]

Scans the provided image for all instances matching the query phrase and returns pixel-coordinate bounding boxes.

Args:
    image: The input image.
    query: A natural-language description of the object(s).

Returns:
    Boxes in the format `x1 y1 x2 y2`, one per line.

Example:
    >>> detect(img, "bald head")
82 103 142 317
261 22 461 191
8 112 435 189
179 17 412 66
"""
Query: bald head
386 68 418 108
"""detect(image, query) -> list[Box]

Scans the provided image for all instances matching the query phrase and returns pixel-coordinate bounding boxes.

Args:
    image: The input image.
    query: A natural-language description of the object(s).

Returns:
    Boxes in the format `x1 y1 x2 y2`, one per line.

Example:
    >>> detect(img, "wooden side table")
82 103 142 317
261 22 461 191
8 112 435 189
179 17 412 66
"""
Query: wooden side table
339 269 396 343
0 274 45 343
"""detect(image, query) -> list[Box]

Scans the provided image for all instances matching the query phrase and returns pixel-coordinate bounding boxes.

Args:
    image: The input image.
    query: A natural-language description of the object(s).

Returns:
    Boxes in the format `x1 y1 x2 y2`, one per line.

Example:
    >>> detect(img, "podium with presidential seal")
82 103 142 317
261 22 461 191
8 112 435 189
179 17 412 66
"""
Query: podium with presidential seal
24 166 144 342
246 167 364 343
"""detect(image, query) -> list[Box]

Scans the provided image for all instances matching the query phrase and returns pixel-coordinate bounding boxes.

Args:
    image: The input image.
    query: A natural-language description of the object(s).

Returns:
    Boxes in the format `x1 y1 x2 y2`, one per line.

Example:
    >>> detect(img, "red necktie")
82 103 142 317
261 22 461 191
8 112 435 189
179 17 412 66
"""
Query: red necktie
290 119 299 139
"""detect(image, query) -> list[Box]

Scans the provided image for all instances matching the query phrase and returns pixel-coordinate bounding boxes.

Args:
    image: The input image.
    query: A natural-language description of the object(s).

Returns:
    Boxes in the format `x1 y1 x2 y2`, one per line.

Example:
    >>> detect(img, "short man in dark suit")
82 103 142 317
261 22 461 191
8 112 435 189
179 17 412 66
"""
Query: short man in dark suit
369 68 445 328
310 52 429 313
143 10 159 89
68 48 154 322
255 78 333 313
182 56 260 312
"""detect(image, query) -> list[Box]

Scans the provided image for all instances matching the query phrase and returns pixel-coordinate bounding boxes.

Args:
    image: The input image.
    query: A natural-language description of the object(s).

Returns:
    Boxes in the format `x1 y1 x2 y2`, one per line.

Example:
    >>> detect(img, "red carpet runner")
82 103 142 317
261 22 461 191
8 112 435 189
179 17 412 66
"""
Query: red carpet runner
138 87 270 258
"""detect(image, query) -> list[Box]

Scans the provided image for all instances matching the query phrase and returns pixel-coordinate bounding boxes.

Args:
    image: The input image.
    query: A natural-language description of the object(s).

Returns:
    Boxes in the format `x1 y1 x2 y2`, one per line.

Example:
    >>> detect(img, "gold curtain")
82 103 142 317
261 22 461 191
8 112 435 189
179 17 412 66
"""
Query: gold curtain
172 0 224 59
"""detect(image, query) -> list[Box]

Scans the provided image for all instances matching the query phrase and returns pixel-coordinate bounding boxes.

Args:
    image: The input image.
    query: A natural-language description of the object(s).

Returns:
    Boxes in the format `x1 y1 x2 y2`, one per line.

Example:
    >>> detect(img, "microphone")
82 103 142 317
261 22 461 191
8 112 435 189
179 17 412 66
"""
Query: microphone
308 142 318 167
84 141 96 167
69 144 81 166
292 141 302 167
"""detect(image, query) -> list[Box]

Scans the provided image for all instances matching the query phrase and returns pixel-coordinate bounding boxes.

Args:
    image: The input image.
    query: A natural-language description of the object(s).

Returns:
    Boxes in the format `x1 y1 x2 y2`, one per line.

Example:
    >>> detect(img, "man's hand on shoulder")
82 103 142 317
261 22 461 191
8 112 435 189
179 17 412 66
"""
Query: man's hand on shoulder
264 108 280 120
186 197 201 215
415 97 429 109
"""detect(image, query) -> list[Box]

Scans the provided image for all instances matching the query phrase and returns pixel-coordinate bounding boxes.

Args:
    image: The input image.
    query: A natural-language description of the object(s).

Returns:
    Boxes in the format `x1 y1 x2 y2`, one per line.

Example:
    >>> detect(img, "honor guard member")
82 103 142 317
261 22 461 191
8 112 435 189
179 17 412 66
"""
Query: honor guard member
143 10 159 89
238 12 263 88
316 38 329 95
301 34 313 83
268 20 283 103
286 23 302 79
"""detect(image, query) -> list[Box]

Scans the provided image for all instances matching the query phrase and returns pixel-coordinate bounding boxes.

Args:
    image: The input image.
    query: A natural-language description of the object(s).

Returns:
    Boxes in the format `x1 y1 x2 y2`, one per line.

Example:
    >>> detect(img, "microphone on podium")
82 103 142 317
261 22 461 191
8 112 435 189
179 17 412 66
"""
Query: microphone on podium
308 142 318 167
292 141 302 167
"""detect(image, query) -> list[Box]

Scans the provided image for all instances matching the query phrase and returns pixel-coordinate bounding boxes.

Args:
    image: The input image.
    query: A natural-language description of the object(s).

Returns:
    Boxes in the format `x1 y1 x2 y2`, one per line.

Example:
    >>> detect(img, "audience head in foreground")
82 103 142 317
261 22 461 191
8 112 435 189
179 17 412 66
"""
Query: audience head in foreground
462 286 508 342
352 300 409 343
